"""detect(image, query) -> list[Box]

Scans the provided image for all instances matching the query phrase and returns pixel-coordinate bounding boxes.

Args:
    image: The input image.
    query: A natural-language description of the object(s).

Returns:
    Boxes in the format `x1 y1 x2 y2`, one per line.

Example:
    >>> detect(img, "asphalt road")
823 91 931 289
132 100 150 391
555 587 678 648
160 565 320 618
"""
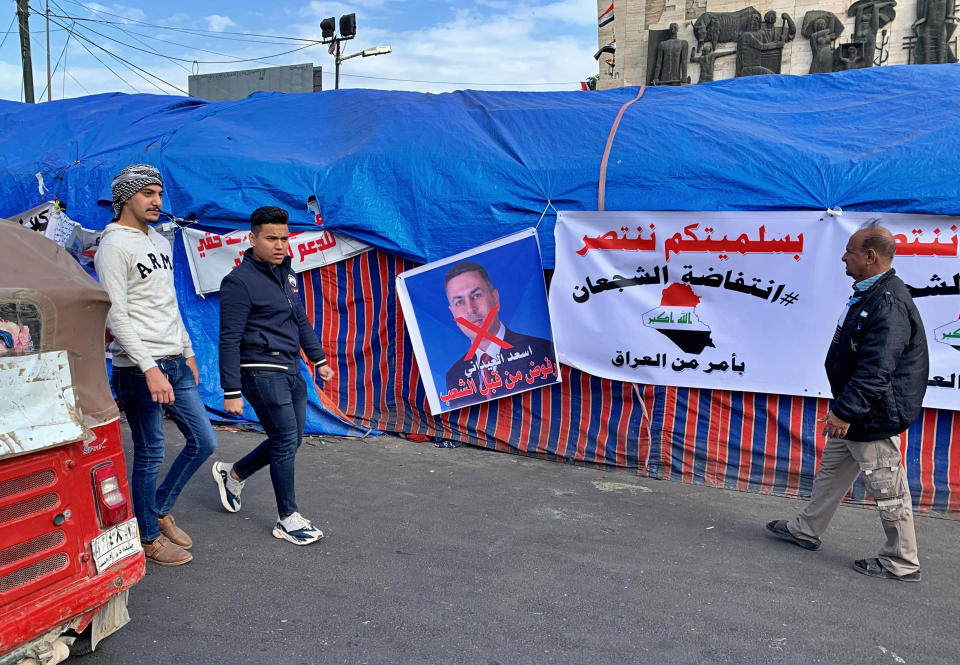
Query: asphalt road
88 423 960 665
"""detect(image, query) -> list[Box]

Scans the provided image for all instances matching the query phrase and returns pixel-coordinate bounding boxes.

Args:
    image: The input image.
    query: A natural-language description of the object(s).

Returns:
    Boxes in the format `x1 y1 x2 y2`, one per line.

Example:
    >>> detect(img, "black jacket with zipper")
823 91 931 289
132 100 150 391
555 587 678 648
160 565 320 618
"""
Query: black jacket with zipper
825 269 928 441
219 248 327 398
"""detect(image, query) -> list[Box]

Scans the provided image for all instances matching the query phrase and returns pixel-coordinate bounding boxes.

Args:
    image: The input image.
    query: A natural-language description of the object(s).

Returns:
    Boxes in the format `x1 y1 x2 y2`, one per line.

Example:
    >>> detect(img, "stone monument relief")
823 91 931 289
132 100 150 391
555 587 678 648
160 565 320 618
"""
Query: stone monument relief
651 23 692 84
596 0 952 89
735 10 797 75
693 7 763 53
847 0 897 67
910 0 958 62
802 10 845 73
691 42 737 81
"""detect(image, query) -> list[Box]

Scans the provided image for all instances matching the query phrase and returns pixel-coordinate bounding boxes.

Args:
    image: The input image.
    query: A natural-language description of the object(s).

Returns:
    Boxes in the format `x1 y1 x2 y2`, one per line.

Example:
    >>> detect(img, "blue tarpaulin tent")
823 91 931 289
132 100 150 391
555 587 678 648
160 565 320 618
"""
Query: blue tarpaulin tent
2 64 959 267
2 65 959 514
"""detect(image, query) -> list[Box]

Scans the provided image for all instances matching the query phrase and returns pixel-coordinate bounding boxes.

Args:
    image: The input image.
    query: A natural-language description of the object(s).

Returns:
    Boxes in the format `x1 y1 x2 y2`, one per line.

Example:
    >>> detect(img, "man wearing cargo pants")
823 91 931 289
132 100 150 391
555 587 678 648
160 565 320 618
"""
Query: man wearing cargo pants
766 224 928 582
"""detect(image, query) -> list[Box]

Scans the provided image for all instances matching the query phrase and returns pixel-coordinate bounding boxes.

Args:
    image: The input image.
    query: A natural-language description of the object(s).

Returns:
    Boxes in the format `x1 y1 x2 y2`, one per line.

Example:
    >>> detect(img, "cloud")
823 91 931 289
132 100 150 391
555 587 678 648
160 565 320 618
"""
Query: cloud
205 15 238 32
0 0 599 101
298 0 597 92
77 2 147 23
0 61 23 91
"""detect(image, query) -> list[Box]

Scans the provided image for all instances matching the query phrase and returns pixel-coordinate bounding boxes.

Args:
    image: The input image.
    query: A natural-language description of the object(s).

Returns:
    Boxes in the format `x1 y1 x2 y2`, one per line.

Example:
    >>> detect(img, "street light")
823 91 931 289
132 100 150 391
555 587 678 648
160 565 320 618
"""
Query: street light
341 45 392 61
319 13 392 89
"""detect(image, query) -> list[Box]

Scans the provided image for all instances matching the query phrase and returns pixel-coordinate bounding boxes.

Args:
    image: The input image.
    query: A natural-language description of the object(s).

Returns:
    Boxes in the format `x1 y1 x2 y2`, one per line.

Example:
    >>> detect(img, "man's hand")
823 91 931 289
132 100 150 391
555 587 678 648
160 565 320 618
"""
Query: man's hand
223 397 244 416
185 356 200 385
316 365 335 382
144 366 175 404
818 410 850 439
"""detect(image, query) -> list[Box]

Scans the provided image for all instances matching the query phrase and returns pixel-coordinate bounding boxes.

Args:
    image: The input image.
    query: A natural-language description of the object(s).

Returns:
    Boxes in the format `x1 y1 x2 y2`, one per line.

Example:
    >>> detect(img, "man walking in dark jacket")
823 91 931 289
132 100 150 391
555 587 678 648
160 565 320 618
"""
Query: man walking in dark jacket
213 206 334 545
766 225 928 581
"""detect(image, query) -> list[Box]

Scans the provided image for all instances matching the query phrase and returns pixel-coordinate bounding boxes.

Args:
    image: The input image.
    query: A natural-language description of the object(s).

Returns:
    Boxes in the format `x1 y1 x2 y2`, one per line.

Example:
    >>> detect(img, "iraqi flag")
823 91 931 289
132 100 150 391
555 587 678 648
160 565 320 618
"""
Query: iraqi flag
598 3 615 28
594 39 616 61
643 283 716 354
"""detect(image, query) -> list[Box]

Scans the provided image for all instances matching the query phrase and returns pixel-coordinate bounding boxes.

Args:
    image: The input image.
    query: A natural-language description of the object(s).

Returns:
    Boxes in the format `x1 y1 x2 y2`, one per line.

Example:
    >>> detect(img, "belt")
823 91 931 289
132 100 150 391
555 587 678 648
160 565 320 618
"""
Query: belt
240 363 290 373
155 354 183 361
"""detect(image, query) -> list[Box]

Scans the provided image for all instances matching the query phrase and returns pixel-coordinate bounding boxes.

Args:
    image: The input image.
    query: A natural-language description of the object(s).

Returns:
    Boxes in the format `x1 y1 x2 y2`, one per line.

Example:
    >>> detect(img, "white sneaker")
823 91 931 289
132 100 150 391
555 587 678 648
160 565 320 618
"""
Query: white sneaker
212 461 244 513
272 512 324 546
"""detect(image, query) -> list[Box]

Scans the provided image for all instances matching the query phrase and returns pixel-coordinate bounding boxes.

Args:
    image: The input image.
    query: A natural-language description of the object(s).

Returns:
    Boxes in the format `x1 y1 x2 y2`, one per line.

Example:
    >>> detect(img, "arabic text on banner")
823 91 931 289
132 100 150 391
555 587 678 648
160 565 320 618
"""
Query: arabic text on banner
182 227 370 295
550 211 960 411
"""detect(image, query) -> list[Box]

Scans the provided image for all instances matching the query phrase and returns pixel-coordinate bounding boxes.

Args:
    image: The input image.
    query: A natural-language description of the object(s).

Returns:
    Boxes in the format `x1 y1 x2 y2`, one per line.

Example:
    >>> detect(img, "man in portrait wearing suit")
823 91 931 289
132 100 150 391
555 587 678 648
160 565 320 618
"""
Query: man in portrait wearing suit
442 261 557 407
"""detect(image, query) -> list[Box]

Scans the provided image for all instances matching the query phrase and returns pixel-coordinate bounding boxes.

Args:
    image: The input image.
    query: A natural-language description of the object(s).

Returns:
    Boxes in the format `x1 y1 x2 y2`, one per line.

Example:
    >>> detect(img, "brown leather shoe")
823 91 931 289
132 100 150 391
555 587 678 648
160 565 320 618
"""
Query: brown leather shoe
143 534 193 566
158 514 193 549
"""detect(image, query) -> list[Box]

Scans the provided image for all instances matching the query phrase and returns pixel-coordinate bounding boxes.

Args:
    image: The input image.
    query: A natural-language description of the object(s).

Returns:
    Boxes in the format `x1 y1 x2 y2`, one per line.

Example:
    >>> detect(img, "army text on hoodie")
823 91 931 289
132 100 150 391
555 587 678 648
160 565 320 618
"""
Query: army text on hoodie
94 223 194 371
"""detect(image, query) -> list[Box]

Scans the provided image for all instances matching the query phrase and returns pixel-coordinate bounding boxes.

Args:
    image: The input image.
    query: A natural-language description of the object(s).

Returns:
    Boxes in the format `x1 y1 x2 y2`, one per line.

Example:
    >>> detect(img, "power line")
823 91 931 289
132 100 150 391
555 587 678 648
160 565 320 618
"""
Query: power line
56 14 191 74
37 20 75 99
39 11 318 65
66 68 91 95
53 0 321 44
0 15 15 50
61 29 71 98
1 27 67 35
46 0 189 75
45 12 187 93
82 20 306 69
70 32 140 93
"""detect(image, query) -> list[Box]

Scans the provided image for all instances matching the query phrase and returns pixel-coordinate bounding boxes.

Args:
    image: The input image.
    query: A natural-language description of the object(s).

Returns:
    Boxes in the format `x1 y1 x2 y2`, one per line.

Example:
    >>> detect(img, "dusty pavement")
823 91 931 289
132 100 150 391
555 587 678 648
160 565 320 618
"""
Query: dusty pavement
90 423 959 665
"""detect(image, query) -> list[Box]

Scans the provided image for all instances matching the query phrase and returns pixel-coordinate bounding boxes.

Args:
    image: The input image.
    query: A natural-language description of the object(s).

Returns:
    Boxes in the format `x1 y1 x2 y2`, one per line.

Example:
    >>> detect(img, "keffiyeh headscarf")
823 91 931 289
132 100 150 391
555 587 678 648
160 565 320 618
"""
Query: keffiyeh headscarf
111 164 163 216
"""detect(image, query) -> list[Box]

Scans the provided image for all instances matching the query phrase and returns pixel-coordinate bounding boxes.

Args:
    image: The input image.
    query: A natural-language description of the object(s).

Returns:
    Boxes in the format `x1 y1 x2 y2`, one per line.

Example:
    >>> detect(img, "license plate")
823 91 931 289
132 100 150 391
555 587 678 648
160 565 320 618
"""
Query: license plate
92 519 142 574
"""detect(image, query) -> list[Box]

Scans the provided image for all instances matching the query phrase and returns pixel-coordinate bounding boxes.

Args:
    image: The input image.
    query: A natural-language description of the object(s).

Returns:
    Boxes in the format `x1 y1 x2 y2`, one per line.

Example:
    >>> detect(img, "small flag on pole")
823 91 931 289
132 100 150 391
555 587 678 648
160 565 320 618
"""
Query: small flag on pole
594 39 616 60
598 3 615 28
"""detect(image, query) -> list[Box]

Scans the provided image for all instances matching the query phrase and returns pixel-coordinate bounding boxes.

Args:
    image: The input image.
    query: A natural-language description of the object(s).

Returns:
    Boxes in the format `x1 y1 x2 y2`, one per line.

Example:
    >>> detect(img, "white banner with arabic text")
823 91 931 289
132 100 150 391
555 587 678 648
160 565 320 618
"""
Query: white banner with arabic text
550 211 960 411
182 227 370 294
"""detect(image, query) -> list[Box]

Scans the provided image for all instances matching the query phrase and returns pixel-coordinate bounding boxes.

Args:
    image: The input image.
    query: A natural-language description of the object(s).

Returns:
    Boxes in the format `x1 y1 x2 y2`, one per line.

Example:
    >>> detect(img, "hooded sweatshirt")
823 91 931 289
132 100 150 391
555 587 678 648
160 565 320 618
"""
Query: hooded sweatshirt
94 223 193 371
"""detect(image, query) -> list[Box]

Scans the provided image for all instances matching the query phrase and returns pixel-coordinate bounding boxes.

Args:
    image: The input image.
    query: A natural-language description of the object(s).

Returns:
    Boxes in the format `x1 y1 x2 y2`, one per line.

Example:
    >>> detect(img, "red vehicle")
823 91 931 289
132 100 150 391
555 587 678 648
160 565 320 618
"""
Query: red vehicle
0 221 144 665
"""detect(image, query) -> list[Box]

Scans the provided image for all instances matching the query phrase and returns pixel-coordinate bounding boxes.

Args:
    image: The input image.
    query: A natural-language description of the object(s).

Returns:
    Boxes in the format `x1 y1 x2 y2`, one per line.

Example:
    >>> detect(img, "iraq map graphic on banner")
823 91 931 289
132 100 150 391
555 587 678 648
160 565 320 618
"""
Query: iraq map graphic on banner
643 283 716 354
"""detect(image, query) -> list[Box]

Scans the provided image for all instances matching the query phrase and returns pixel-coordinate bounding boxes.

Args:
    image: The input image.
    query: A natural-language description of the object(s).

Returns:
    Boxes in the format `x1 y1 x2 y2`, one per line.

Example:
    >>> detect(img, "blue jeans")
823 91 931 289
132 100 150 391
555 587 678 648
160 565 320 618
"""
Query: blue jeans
233 370 306 519
112 356 218 541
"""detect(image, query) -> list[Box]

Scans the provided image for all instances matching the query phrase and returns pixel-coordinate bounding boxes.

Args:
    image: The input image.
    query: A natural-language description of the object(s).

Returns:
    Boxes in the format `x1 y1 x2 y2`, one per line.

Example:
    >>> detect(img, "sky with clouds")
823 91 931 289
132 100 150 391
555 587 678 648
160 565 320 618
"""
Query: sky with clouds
0 0 600 101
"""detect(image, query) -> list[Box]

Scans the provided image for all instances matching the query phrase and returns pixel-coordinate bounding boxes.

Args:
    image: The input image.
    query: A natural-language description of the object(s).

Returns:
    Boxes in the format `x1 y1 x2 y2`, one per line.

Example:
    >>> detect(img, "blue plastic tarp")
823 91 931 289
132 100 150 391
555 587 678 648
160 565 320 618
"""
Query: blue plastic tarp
3 65 960 435
2 64 960 269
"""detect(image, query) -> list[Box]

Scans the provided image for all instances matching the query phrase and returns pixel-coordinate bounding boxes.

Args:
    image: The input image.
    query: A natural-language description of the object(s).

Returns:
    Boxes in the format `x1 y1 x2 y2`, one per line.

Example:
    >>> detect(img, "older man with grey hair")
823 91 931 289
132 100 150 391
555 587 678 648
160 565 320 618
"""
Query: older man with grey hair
766 224 928 582
95 164 217 567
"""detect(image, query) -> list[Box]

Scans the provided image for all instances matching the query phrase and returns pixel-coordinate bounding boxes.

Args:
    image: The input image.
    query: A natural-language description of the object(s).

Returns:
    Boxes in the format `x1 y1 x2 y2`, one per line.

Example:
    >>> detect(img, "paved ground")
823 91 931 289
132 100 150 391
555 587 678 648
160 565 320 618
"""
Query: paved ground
90 423 960 665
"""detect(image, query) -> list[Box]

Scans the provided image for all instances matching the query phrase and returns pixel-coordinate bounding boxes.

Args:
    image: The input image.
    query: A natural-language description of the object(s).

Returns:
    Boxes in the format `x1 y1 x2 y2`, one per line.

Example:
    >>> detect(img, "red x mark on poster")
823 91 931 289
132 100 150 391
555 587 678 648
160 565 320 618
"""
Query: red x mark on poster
456 304 513 361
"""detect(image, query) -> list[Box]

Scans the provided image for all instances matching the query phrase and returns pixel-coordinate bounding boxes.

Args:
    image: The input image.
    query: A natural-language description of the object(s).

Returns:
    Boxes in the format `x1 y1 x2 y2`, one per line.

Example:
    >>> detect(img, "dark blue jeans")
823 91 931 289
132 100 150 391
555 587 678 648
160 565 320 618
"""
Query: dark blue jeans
233 370 307 519
111 356 218 541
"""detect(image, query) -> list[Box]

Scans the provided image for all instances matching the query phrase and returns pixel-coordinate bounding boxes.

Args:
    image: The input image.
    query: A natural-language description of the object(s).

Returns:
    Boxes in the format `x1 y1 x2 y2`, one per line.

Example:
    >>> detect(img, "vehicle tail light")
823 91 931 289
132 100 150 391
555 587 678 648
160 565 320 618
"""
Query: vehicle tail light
92 463 128 528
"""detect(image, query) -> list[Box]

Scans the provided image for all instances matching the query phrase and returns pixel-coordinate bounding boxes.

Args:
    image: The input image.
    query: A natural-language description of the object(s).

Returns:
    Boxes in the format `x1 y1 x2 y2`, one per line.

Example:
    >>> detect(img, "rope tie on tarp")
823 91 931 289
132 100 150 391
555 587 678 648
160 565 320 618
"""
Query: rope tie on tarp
597 86 646 211
535 198 559 230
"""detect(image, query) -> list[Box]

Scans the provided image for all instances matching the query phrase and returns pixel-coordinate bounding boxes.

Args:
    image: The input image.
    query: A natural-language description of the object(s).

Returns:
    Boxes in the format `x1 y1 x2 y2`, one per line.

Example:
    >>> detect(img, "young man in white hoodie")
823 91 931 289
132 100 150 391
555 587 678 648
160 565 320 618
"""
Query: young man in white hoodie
95 164 217 566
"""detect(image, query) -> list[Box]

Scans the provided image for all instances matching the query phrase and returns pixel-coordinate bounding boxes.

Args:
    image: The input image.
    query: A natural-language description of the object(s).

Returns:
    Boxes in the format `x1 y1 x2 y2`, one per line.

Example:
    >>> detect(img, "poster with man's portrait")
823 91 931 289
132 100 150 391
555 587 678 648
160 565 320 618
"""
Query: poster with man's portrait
396 229 561 414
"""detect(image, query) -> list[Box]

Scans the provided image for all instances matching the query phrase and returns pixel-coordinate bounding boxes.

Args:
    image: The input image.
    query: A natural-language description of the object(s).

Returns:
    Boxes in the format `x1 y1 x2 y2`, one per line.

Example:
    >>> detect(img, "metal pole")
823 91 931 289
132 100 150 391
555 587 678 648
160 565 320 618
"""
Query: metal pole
16 0 35 103
335 39 341 90
45 0 51 101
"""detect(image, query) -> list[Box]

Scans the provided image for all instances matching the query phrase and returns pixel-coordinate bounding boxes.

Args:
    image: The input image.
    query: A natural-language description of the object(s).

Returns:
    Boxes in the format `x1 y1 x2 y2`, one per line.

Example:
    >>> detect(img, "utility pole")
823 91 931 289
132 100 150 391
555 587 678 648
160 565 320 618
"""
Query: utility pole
16 0 35 103
334 39 342 90
45 0 51 101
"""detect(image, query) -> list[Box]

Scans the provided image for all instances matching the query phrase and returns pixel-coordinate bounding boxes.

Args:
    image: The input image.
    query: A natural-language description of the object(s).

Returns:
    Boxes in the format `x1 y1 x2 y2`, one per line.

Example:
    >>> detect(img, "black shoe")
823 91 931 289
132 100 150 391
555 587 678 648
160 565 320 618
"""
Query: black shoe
765 520 821 551
853 558 921 582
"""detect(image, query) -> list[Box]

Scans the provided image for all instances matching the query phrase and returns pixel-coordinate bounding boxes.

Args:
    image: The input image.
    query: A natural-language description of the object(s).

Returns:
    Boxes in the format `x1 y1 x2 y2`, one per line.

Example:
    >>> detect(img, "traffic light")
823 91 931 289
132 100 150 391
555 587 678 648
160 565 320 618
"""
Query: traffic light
339 13 356 39
320 17 335 40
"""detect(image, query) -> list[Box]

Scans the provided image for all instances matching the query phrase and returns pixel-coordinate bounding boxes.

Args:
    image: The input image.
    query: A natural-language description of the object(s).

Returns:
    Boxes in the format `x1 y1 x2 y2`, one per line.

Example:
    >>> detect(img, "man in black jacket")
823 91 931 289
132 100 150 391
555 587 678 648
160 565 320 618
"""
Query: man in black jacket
766 225 927 581
212 206 334 546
